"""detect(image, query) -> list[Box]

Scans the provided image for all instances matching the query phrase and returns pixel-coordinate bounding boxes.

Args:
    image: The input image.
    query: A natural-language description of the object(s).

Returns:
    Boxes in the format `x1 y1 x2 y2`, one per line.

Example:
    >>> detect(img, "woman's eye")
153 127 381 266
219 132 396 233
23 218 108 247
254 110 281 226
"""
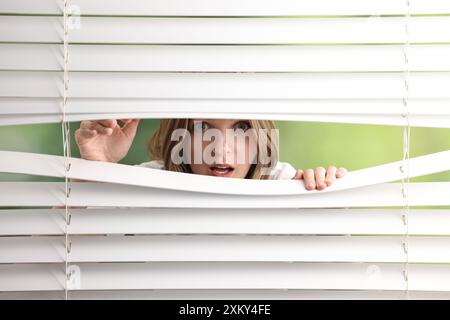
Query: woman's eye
193 121 209 132
234 122 251 133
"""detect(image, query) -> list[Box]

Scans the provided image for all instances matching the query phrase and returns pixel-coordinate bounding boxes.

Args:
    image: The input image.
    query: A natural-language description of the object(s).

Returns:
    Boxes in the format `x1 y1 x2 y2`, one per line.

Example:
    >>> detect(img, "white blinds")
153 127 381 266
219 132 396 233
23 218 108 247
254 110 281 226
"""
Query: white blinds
1 2 450 128
0 0 449 300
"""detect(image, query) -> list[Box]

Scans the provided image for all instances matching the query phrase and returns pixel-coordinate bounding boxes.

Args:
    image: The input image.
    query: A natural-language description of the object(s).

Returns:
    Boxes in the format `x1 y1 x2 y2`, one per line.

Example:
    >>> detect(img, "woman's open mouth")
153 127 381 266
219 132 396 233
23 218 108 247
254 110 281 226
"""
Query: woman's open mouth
208 164 235 177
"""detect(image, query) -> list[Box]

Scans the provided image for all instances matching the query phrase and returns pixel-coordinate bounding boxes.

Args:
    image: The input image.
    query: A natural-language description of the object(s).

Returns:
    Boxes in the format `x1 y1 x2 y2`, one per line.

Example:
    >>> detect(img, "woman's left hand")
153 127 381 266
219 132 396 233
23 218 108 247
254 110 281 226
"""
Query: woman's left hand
293 166 347 191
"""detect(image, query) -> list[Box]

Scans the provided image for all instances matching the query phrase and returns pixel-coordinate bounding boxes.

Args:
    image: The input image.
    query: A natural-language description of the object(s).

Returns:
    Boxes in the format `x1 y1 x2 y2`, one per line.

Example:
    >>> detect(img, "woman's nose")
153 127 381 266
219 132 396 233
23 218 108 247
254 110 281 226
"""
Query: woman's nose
213 133 234 161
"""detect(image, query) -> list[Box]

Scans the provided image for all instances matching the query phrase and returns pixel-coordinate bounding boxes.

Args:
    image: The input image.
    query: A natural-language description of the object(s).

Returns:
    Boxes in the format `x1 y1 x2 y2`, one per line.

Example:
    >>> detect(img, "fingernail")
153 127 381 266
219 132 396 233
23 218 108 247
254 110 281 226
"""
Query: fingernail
317 183 326 190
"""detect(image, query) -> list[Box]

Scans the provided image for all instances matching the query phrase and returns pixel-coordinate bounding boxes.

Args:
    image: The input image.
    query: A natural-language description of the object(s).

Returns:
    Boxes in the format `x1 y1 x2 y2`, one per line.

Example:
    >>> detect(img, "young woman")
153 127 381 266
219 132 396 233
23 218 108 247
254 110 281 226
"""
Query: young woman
75 118 346 190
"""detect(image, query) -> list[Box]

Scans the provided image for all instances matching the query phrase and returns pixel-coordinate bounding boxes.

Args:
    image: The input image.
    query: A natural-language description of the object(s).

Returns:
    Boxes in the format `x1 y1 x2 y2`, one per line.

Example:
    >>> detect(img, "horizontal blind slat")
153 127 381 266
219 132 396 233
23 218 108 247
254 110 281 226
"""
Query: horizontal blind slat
0 209 64 235
1 0 440 16
0 291 65 300
1 151 449 196
0 263 401 291
2 290 450 300
2 235 450 264
2 16 450 44
0 0 414 16
0 264 64 292
0 182 448 208
2 71 450 99
72 263 450 291
4 97 449 115
0 237 65 263
1 97 449 127
1 263 450 292
55 290 450 300
3 44 450 72
2 113 450 128
3 208 450 236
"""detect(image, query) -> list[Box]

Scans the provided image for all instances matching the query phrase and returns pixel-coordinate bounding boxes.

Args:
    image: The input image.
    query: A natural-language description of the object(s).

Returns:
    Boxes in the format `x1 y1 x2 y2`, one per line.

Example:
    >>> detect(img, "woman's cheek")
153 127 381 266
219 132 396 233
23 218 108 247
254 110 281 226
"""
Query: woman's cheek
190 163 209 175
233 163 252 179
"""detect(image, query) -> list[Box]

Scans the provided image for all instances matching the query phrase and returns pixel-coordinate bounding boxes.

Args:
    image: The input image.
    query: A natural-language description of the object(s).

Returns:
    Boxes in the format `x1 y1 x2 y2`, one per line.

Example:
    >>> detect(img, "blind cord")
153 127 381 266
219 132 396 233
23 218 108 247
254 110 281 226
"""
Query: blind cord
401 0 411 301
62 0 72 301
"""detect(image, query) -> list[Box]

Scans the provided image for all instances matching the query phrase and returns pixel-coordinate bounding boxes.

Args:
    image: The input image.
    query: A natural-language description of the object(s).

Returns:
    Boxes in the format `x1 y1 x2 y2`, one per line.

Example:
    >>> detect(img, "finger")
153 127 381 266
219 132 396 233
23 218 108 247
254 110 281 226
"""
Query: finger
303 169 315 190
336 167 347 178
80 120 93 129
80 120 112 134
87 122 114 135
75 128 98 140
97 119 117 129
325 166 337 186
121 119 140 137
314 167 327 190
293 169 304 180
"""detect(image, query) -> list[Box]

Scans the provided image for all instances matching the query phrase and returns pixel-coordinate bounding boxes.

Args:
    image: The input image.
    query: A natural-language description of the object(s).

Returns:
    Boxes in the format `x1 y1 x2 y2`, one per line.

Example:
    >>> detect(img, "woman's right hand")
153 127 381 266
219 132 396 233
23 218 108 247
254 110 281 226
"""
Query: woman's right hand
75 119 140 163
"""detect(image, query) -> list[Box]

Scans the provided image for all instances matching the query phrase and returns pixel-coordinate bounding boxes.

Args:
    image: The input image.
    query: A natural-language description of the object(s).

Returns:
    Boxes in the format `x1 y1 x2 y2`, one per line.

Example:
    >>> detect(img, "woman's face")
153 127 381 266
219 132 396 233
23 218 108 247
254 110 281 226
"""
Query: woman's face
188 119 257 178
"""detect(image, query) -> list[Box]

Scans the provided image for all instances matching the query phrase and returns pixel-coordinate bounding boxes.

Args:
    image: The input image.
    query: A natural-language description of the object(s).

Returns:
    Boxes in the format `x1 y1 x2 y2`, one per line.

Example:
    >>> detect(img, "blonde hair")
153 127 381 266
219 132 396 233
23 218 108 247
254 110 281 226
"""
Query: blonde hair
148 119 278 180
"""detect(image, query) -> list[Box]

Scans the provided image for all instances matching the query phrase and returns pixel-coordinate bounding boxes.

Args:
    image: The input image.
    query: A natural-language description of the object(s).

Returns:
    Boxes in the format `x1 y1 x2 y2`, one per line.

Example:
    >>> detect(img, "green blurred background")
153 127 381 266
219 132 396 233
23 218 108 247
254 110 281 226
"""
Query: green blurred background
0 120 448 182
